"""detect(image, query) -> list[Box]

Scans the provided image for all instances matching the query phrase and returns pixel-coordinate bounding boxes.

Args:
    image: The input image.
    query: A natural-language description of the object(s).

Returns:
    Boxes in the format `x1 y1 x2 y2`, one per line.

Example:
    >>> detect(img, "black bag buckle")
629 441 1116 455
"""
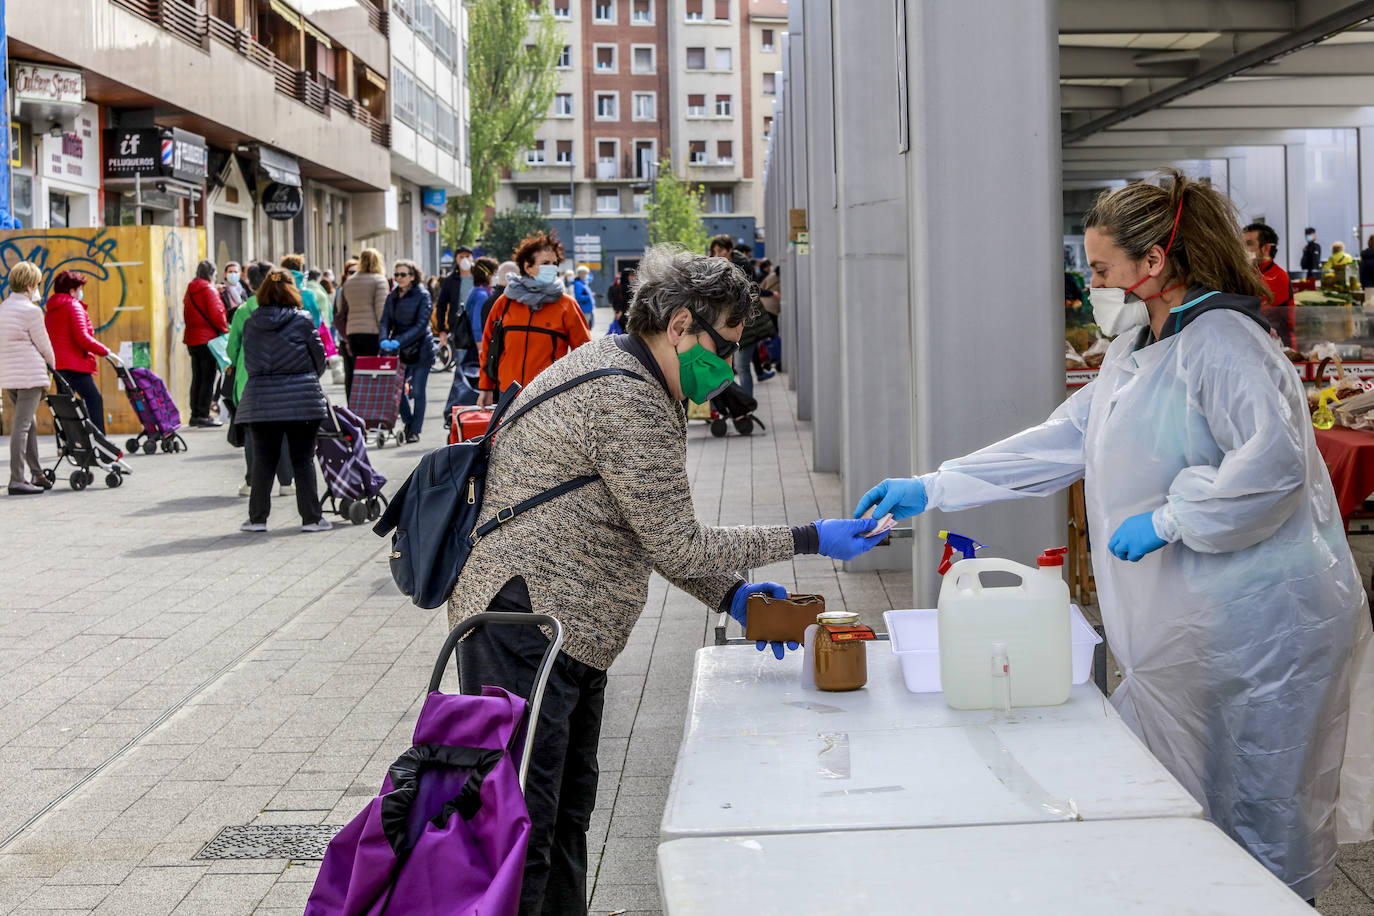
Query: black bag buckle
495 506 515 524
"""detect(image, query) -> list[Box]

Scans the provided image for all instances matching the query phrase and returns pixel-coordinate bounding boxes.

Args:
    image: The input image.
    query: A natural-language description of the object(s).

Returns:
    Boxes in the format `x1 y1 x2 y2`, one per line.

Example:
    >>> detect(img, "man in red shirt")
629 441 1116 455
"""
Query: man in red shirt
1244 222 1295 348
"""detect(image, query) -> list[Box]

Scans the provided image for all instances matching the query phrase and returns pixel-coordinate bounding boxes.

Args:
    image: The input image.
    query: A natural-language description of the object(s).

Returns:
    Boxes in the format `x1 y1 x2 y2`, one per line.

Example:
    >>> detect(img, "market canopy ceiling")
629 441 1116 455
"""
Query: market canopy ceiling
1059 0 1374 178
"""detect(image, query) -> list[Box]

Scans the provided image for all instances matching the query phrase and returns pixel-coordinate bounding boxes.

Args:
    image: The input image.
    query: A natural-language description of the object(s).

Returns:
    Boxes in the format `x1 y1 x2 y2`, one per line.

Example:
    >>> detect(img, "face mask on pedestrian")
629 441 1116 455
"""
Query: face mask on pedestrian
536 264 560 284
28 289 40 303
459 258 473 271
75 288 84 301
678 344 735 402
225 271 240 285
1307 233 1316 241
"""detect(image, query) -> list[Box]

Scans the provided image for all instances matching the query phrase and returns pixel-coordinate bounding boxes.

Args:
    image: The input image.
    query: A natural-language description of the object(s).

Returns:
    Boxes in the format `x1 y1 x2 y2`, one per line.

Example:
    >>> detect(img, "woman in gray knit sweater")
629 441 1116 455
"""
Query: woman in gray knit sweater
449 246 880 914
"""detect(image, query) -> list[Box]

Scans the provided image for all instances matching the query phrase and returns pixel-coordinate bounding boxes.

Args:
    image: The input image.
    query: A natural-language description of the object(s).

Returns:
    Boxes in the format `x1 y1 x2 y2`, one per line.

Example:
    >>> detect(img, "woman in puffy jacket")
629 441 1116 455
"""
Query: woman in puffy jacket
336 247 388 399
183 259 228 427
0 262 56 495
235 268 329 534
379 258 434 443
44 270 113 433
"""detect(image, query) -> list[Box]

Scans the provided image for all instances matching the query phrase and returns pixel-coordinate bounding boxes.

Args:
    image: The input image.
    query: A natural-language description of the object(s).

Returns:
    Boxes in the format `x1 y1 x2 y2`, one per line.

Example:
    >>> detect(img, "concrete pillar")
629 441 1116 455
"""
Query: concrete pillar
784 11 813 420
832 0 913 572
802 0 841 473
774 71 798 394
1285 142 1309 273
1358 128 1374 253
905 0 1064 604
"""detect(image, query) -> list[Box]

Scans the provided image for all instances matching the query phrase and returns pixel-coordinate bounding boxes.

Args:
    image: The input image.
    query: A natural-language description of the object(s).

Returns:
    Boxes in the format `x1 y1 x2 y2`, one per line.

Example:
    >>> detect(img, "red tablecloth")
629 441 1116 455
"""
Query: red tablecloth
1313 427 1374 518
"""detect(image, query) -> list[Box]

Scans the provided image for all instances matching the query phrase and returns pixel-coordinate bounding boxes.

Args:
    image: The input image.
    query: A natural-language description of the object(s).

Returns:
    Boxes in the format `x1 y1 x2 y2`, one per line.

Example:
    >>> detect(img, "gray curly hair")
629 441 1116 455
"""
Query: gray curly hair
626 245 759 336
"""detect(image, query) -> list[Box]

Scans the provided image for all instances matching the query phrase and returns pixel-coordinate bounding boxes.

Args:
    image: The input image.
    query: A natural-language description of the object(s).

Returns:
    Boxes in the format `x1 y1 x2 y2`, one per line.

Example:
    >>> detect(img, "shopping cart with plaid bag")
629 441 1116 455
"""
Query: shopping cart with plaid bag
350 355 406 449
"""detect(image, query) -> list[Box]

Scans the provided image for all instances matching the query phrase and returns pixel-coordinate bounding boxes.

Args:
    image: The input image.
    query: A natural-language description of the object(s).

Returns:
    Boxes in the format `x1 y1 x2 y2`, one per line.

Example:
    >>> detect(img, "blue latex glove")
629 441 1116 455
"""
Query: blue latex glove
1108 512 1168 562
815 518 880 562
379 338 400 353
729 582 797 660
853 478 928 522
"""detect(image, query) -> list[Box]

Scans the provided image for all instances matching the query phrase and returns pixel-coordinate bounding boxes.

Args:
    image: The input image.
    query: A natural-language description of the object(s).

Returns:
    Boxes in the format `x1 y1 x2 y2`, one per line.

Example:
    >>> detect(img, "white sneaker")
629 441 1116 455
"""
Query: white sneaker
300 518 333 533
238 483 252 497
279 484 295 496
240 520 267 532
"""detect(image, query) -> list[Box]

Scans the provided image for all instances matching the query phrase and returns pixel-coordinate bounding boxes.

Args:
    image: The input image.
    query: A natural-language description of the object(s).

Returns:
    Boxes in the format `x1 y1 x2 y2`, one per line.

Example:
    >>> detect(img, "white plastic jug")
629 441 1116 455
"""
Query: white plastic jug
937 557 1071 709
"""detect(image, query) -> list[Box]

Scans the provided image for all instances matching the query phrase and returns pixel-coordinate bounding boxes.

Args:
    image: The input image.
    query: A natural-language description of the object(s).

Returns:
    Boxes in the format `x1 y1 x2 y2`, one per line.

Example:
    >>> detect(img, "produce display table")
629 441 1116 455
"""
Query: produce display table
1313 426 1374 519
656 819 1311 914
661 644 1201 840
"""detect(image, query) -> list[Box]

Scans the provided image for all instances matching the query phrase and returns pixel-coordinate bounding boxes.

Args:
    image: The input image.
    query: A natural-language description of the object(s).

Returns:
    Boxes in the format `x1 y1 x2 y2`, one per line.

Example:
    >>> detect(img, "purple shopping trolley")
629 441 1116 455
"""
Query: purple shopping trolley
306 612 563 916
317 403 389 525
114 359 187 454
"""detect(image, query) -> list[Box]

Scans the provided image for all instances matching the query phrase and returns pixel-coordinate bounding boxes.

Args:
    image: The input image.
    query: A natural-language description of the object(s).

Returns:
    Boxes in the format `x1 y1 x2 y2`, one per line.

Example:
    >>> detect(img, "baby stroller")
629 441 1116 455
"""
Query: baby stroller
317 403 389 525
306 612 563 916
708 383 766 437
113 358 187 454
350 355 406 449
43 371 132 490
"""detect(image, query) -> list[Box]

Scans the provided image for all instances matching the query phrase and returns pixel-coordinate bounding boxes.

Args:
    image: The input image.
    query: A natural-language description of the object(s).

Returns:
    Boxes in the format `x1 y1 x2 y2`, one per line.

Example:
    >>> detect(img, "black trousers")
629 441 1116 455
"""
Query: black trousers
343 333 380 402
458 579 606 916
242 425 293 487
187 343 218 419
246 420 321 524
56 369 105 434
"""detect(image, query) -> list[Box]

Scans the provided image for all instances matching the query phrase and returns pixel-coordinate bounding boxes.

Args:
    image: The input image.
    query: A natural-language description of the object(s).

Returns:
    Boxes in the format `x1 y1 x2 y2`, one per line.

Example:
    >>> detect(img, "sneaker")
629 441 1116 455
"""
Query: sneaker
405 432 421 444
30 475 52 490
238 483 252 497
300 518 333 533
8 481 43 495
279 484 295 496
240 520 267 532
756 370 776 381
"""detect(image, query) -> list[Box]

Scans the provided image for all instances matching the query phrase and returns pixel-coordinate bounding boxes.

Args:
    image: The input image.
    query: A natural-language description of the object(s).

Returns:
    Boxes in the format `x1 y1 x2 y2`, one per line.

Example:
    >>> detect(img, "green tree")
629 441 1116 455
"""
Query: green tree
481 207 553 262
644 160 710 254
447 0 561 248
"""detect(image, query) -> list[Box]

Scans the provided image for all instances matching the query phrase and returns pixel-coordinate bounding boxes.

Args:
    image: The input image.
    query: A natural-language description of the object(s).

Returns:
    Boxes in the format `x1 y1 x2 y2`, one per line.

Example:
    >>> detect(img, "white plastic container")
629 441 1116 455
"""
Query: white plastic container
883 606 1101 695
937 557 1072 709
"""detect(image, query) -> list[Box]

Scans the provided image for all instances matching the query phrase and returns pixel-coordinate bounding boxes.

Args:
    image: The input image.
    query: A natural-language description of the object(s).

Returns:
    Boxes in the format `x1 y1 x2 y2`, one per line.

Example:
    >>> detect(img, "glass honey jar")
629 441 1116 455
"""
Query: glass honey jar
812 611 875 691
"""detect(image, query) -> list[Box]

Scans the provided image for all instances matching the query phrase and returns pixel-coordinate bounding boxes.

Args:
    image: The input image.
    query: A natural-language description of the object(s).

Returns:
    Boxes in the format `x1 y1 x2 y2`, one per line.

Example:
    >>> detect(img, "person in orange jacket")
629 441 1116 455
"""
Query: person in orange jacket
476 232 591 405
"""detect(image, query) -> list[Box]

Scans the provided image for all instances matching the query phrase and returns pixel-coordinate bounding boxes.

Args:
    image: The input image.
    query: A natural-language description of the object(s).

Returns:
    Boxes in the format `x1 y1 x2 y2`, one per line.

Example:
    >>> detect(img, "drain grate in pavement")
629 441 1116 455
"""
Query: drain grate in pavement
194 824 344 860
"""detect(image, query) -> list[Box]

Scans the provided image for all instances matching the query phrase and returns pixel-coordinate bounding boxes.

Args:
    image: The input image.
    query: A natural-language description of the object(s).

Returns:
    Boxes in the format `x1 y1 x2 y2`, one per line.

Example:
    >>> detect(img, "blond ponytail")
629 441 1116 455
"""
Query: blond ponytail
1084 168 1271 304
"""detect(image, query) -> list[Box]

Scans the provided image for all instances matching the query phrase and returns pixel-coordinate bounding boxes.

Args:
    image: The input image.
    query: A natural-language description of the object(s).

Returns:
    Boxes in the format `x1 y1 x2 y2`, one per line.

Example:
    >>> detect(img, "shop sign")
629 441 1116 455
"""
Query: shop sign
41 108 99 189
261 181 303 221
11 63 84 106
421 188 447 212
258 145 301 187
103 128 162 177
166 128 207 183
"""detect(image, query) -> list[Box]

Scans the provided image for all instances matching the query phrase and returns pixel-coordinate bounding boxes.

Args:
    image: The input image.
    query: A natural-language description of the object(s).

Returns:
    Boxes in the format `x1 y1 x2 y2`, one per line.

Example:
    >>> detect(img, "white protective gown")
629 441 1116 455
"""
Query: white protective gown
919 303 1374 899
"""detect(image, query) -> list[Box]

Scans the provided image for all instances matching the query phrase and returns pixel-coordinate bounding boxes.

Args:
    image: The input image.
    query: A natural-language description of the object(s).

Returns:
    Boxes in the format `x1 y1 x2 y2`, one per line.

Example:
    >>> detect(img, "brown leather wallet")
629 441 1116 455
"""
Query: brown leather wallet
743 593 826 644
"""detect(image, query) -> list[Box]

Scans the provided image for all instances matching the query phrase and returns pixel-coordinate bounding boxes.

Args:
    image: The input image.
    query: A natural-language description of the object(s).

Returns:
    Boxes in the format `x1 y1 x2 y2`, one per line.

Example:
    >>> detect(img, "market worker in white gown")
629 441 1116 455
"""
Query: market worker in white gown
856 169 1374 903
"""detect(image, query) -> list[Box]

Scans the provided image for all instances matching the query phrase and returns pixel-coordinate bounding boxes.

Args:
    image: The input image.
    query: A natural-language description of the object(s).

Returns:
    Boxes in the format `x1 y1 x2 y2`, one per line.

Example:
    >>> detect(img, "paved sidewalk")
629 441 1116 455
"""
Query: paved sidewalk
0 366 1370 915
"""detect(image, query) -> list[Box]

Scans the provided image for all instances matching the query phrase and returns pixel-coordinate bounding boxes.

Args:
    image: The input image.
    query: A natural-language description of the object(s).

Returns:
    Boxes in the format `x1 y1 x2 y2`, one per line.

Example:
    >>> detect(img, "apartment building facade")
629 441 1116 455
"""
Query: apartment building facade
746 0 785 243
494 0 756 299
7 0 399 271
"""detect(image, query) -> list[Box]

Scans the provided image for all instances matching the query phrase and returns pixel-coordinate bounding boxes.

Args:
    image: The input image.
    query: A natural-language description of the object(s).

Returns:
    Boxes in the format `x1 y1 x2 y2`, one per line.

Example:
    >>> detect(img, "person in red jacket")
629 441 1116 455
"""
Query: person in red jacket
44 270 115 433
184 259 229 426
1244 222 1295 348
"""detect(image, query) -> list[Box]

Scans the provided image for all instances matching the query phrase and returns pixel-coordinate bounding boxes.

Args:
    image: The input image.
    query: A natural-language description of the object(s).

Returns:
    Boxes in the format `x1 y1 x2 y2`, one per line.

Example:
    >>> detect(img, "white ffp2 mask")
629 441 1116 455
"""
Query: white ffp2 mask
1091 287 1149 337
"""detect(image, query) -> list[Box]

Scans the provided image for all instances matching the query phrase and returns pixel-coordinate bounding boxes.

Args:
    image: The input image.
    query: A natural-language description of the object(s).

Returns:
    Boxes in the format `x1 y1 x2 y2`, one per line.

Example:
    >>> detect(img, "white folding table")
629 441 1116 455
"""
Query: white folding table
656 818 1311 914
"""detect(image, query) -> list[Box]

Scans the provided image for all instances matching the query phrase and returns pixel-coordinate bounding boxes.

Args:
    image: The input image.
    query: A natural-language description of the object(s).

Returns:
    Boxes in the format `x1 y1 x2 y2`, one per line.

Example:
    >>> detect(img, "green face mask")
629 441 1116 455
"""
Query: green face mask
678 343 736 403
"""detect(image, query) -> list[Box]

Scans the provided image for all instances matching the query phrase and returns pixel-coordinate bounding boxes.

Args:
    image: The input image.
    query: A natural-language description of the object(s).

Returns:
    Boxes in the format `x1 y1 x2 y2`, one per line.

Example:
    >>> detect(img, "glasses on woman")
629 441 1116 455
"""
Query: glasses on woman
685 306 739 360
394 272 410 279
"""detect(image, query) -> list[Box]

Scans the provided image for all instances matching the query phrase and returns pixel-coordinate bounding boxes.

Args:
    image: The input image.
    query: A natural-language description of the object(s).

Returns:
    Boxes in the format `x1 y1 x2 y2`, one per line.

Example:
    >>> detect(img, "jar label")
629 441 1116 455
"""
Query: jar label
821 625 875 641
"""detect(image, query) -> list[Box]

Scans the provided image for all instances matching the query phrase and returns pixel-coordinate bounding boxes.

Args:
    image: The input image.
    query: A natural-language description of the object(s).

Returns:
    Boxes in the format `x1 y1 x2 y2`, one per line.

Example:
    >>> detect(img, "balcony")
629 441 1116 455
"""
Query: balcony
112 0 207 49
595 160 619 179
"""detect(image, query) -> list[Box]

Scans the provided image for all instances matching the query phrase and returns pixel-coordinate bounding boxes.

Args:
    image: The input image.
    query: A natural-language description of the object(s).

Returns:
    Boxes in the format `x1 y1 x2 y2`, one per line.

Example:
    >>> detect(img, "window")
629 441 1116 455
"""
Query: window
418 88 437 139
763 115 772 139
394 67 417 126
687 93 706 117
761 28 774 51
633 191 648 213
714 47 732 70
686 0 703 20
553 0 570 17
415 0 434 45
686 47 705 69
633 92 655 120
516 187 540 210
632 45 655 73
714 0 729 20
549 189 572 213
437 104 456 153
554 93 574 116
597 140 618 178
597 188 620 214
526 140 547 165
634 140 656 178
435 14 457 65
557 140 573 164
717 140 733 163
709 187 734 213
689 140 707 164
557 45 572 68
595 45 616 72
762 72 776 94
393 0 413 24
594 1 613 22
595 91 619 120
632 0 652 23
715 94 732 117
